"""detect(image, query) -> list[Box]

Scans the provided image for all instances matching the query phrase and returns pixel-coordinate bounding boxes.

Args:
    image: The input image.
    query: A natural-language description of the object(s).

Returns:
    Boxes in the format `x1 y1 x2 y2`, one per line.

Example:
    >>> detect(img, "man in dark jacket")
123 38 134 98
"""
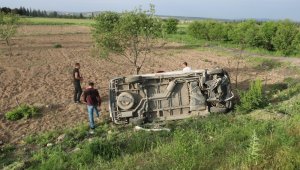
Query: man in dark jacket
82 82 101 130
73 63 83 103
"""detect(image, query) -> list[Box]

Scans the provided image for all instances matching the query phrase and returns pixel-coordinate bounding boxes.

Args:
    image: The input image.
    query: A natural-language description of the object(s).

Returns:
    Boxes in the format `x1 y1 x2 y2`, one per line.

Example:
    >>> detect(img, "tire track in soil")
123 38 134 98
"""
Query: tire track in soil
3 51 47 142
19 49 47 104
0 68 26 112
36 49 89 129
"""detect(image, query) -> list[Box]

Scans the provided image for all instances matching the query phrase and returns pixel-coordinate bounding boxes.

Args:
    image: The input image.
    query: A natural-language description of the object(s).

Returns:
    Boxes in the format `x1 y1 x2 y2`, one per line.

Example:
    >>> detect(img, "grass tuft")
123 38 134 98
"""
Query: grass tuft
53 43 62 48
5 104 39 121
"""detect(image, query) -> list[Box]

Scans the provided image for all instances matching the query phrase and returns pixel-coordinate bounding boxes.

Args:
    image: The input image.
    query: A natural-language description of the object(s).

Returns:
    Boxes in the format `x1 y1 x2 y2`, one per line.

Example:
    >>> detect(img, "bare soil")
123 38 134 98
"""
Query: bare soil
0 25 299 144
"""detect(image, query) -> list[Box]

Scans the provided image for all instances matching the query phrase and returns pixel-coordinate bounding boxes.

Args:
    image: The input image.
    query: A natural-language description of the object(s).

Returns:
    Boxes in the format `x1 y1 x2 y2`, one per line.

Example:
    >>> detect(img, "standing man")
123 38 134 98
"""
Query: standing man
182 62 192 72
73 63 83 103
82 82 101 130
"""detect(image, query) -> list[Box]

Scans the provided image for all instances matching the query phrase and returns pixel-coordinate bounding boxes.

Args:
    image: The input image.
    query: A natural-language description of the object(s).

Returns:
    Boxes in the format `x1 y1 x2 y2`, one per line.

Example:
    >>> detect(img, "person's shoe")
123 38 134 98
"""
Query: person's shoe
89 129 95 134
75 101 81 104
96 117 100 121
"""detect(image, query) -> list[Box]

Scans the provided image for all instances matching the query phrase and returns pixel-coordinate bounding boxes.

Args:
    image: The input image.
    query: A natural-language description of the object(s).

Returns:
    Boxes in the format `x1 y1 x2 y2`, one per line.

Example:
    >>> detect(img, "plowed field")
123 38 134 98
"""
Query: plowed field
0 25 297 144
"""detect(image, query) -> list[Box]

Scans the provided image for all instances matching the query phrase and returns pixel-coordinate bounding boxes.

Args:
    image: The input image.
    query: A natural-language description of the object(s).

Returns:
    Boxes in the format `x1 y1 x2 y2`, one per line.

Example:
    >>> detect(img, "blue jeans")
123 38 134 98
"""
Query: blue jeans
87 105 100 129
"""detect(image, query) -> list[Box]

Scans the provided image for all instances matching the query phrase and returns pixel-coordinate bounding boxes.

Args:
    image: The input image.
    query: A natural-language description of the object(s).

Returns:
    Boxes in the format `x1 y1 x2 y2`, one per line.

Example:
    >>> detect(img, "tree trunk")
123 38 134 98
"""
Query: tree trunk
5 39 12 57
235 60 240 89
136 66 141 75
235 47 244 89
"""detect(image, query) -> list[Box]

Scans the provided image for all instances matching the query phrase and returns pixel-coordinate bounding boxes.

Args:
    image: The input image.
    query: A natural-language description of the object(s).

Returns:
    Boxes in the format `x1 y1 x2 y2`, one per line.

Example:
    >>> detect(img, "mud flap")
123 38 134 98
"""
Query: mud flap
189 82 206 111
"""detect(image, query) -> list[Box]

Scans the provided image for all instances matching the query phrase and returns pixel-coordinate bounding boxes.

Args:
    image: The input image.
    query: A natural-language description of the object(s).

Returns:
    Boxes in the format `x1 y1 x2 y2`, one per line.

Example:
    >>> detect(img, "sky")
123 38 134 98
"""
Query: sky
1 0 300 21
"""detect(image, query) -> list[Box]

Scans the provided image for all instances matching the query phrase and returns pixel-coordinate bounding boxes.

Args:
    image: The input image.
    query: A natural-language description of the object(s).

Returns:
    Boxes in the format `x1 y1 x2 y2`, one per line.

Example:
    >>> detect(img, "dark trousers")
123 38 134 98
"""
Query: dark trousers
74 81 82 102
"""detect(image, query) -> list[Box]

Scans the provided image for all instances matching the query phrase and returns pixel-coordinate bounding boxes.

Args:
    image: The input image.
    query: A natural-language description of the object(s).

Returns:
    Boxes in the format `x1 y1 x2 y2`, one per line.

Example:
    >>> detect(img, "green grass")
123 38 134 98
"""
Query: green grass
2 78 300 169
14 114 298 170
270 94 300 115
247 57 282 70
166 33 203 45
267 78 300 115
267 78 300 102
2 80 300 170
0 144 16 168
20 17 94 26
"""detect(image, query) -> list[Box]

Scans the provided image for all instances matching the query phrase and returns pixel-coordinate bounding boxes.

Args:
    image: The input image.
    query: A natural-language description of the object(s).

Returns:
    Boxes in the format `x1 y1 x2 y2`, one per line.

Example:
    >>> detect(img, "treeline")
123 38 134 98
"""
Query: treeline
188 20 300 55
0 7 86 19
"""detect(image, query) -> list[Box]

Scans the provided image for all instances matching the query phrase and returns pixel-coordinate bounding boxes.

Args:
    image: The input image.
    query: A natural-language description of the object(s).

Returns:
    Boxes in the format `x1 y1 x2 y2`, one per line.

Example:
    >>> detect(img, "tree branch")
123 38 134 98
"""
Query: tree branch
120 51 135 66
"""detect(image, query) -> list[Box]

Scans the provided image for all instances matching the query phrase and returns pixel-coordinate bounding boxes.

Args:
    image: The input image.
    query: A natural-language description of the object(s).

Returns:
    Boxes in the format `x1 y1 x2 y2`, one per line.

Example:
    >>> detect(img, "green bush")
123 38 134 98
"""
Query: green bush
292 32 300 51
5 104 39 121
188 20 230 41
188 21 210 40
237 79 267 114
163 18 179 34
183 19 300 56
208 22 229 41
228 20 261 47
259 21 278 51
53 43 62 48
272 20 299 55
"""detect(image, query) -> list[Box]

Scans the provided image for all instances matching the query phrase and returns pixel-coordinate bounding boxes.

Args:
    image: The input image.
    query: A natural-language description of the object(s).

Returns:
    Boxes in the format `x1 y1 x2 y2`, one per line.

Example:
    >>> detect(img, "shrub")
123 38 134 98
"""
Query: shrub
5 104 39 121
208 21 229 41
237 79 267 114
228 20 261 47
188 21 210 40
163 18 179 34
291 32 300 52
272 20 299 55
53 43 62 48
259 21 278 51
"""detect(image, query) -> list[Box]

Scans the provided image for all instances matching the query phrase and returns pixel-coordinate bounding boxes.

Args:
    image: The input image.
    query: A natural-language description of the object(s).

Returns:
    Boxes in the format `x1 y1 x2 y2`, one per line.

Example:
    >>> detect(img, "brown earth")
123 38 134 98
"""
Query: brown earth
0 25 299 144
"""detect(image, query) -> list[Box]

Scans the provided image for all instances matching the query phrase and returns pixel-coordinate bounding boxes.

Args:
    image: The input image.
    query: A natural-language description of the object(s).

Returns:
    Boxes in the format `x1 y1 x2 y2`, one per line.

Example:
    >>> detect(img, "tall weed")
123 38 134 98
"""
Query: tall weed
248 130 261 166
237 79 268 113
